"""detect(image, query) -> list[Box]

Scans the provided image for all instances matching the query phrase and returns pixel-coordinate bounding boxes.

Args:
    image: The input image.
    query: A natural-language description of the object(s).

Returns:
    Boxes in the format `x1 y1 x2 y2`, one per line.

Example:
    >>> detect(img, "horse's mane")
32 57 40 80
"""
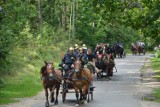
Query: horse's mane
40 66 46 74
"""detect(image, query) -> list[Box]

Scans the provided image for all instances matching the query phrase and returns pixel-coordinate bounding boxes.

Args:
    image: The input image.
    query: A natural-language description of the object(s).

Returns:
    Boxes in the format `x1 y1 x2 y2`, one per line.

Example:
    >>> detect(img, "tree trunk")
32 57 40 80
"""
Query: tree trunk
38 0 43 37
63 0 67 32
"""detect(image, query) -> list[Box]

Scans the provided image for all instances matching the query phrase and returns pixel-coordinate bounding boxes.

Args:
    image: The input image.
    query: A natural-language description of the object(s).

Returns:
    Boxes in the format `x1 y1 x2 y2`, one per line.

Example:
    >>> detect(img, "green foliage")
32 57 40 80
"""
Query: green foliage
154 50 160 58
0 0 159 104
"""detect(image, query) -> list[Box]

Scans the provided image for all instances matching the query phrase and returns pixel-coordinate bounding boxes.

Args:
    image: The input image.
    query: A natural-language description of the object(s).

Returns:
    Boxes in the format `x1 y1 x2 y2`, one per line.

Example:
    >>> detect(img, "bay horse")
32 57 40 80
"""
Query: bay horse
131 43 137 55
40 61 62 107
95 52 115 79
71 59 92 106
103 54 115 78
137 42 145 55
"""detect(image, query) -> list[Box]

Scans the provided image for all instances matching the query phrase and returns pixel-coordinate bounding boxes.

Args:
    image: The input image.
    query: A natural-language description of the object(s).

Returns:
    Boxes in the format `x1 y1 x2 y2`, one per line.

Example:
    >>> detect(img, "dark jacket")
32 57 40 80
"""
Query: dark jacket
62 53 76 65
105 46 112 54
77 53 88 65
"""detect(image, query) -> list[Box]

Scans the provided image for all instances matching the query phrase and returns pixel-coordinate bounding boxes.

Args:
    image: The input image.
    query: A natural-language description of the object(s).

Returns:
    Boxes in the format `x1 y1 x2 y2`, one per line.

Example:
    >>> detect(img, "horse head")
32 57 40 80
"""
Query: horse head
74 58 82 73
45 61 54 76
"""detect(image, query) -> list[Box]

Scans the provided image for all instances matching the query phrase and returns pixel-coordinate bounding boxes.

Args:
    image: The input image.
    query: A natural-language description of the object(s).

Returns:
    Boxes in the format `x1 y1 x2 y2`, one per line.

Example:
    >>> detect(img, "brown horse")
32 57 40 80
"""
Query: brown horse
40 62 62 107
131 43 137 55
71 59 92 106
103 54 115 78
137 44 145 55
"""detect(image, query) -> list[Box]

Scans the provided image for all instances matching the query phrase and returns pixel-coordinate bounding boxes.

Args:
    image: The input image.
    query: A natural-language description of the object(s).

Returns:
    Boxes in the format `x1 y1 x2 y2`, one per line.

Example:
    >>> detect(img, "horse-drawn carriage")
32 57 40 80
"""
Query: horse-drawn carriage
131 42 145 55
61 59 94 104
40 60 94 107
95 52 116 79
112 43 126 58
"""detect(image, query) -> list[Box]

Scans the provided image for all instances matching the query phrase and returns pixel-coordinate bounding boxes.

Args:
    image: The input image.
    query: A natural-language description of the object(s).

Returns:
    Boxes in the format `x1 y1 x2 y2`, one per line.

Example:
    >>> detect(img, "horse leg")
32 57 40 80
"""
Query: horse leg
74 87 79 106
50 86 55 103
44 88 49 107
79 88 83 102
82 85 88 104
54 83 60 105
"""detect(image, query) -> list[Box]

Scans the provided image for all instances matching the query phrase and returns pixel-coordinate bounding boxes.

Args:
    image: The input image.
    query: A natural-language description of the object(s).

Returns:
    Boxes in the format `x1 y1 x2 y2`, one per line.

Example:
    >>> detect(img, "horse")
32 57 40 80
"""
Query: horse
131 43 137 55
137 42 145 55
112 43 124 58
95 52 115 79
40 61 62 107
103 54 115 78
70 58 92 106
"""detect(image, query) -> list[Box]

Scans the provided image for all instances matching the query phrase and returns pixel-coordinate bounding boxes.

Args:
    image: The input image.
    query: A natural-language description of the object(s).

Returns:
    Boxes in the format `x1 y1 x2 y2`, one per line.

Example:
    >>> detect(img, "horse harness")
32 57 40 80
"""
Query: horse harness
42 71 61 83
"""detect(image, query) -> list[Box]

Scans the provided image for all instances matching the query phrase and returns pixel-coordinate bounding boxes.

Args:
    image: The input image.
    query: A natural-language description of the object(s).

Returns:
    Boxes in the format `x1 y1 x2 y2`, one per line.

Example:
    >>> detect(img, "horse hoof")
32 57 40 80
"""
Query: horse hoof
50 97 55 103
45 102 49 107
54 100 58 105
75 104 79 107
84 100 88 104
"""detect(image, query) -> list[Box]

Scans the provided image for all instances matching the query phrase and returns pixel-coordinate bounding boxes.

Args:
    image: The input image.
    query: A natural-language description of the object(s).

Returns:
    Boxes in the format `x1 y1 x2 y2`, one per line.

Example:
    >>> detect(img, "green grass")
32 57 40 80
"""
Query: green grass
151 58 160 80
0 47 61 105
153 88 160 102
0 71 42 105
151 58 160 102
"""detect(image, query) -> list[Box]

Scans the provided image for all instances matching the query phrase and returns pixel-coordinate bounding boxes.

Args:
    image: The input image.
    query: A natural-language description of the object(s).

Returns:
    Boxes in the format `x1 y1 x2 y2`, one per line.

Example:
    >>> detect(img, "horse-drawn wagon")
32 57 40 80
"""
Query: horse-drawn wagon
95 53 116 79
60 59 95 105
131 42 145 55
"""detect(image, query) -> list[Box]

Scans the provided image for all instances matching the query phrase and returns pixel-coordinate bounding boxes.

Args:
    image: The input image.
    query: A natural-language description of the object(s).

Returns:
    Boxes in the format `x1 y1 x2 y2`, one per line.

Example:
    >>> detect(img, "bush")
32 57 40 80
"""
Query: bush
155 50 160 58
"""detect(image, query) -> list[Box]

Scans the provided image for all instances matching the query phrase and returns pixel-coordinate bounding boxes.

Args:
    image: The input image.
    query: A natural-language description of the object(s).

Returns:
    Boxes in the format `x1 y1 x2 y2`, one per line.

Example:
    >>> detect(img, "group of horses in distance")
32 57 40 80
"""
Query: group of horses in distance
40 59 93 107
131 42 145 55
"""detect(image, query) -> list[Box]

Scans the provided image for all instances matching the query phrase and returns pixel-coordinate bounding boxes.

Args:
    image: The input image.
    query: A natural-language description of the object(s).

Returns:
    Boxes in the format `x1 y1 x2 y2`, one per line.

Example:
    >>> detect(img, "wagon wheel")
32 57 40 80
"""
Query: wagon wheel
123 52 126 58
87 87 90 103
110 70 113 77
97 72 101 80
91 90 93 100
143 49 145 55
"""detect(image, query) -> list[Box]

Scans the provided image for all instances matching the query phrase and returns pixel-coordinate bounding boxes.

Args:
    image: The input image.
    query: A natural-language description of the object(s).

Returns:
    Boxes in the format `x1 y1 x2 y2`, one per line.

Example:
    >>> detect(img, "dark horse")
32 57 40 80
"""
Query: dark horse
112 43 124 58
71 59 92 106
40 62 62 107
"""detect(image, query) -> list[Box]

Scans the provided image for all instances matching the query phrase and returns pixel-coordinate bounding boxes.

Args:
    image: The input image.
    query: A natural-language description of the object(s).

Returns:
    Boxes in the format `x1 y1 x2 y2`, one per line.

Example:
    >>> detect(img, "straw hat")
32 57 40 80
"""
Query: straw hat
69 47 74 50
82 44 87 49
74 44 79 49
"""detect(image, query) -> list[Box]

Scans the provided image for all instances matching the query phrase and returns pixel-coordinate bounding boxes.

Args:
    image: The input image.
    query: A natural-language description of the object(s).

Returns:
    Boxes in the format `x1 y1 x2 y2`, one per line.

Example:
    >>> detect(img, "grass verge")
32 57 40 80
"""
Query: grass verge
151 58 160 102
0 71 42 105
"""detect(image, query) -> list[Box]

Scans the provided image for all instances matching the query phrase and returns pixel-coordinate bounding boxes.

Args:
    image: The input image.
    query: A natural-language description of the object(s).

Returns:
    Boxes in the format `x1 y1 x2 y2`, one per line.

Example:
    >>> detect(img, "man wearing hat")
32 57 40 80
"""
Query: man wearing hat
82 44 87 54
77 47 88 66
74 44 79 57
60 47 76 78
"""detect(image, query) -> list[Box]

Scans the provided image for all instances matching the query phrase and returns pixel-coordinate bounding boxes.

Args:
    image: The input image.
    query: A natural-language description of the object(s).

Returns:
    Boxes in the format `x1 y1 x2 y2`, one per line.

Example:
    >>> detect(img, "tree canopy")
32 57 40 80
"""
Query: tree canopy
0 0 159 61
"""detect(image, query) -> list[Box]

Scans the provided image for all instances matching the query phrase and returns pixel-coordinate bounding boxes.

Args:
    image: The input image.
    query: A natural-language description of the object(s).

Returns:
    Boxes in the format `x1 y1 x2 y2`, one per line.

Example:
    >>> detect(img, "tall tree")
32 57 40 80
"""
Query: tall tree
38 0 43 37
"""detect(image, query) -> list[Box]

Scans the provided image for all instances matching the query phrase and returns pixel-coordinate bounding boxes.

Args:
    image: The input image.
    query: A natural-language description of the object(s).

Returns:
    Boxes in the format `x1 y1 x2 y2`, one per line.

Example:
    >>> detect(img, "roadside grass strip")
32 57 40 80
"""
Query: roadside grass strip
0 71 42 105
153 88 160 102
151 58 160 102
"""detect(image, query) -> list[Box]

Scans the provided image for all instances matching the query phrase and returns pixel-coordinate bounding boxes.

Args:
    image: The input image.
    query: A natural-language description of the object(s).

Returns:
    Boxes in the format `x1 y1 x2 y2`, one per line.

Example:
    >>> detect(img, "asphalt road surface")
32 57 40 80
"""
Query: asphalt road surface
1 54 154 107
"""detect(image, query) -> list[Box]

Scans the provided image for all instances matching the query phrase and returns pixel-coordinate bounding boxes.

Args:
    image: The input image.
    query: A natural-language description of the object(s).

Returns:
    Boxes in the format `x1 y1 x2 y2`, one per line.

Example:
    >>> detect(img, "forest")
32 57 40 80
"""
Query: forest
0 0 160 104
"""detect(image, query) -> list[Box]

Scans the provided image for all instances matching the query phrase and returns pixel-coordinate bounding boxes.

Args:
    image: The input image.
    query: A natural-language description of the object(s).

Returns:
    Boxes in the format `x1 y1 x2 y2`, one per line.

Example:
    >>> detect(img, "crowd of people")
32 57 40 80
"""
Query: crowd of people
59 43 115 78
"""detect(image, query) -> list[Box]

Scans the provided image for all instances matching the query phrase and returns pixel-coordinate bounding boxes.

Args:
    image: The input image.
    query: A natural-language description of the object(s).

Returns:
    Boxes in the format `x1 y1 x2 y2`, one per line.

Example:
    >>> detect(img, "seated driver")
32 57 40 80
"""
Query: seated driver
60 47 76 78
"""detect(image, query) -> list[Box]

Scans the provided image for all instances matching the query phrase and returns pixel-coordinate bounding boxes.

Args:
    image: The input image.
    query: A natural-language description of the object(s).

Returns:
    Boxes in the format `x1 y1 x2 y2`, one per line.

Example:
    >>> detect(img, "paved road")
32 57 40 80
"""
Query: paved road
1 54 156 107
